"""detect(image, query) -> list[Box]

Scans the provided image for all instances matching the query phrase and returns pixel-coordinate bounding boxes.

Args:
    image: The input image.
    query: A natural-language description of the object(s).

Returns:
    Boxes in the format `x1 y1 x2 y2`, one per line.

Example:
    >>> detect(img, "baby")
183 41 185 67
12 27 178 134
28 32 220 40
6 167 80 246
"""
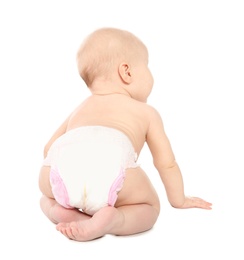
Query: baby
39 27 212 242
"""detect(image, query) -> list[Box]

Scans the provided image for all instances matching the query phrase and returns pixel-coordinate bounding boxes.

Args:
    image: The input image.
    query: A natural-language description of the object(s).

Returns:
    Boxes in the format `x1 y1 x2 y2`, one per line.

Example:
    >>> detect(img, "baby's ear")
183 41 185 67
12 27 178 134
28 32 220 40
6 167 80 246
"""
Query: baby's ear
118 63 132 84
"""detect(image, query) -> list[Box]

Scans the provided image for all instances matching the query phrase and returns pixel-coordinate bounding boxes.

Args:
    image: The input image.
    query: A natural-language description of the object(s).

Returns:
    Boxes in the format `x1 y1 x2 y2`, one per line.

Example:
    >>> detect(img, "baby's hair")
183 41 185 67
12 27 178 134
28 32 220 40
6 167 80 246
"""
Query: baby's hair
76 27 146 87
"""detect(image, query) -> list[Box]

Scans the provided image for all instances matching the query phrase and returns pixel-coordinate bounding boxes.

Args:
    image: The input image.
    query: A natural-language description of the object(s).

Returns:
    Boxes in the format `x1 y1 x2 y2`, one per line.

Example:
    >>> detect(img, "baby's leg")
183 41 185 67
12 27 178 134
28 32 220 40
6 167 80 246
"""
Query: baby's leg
40 195 91 224
56 203 159 241
56 167 160 241
110 203 159 235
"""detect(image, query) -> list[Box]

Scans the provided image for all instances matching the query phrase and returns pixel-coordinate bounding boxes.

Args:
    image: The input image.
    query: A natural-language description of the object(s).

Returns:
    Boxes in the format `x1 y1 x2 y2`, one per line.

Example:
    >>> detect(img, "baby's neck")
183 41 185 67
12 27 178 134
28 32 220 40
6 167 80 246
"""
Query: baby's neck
89 80 131 98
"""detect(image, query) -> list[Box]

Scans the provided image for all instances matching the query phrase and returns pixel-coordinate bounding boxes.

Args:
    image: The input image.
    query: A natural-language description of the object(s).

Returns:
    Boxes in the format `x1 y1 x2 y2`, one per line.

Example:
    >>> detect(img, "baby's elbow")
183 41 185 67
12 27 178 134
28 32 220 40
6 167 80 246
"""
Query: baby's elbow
154 159 177 172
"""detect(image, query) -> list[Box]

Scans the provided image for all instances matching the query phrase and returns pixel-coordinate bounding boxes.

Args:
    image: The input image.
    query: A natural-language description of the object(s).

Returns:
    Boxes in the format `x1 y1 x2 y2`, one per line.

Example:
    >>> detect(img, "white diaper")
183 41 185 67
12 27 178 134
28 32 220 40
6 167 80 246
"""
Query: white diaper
43 126 138 215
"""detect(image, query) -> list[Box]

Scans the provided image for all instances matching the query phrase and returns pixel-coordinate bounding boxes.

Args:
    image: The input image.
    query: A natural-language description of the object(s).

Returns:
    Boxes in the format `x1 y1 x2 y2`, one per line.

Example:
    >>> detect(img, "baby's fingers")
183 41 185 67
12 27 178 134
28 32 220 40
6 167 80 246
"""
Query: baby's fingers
188 196 212 210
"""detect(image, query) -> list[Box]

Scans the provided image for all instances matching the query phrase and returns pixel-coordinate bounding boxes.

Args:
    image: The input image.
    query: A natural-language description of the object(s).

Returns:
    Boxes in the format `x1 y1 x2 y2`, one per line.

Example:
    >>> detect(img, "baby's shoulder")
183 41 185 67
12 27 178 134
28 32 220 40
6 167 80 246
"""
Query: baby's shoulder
131 102 163 128
138 102 161 117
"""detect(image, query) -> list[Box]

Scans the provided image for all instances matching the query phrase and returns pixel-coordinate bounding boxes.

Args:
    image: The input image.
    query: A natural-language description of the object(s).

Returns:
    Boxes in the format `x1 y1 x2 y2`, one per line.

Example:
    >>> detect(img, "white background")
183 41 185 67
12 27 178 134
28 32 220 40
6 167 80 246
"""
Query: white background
0 0 243 259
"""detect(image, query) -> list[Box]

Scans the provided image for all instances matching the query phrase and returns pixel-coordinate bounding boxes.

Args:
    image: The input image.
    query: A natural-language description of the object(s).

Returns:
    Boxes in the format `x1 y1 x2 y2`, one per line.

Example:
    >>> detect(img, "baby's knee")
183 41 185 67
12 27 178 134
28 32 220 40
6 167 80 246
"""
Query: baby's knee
152 203 160 222
152 193 161 215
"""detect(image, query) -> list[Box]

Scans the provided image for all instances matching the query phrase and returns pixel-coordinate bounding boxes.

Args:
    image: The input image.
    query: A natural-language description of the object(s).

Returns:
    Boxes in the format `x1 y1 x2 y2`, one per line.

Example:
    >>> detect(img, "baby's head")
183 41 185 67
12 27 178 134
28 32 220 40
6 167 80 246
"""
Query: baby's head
76 27 148 87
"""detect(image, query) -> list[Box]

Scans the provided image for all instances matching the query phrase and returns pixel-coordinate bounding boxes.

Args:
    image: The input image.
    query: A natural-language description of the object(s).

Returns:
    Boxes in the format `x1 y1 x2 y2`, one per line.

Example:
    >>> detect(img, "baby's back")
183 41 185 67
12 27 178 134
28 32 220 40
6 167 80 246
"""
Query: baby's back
67 94 153 155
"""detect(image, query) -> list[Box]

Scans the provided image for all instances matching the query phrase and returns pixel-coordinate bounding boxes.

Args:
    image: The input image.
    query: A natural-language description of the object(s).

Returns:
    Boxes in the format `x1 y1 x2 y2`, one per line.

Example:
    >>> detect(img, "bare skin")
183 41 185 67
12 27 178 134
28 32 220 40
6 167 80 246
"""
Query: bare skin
39 28 212 242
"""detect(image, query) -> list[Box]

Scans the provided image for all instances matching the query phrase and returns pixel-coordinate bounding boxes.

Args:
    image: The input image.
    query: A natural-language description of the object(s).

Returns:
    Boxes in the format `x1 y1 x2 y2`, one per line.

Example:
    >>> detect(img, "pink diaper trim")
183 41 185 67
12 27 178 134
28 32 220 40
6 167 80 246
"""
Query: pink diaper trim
108 168 126 206
50 166 74 209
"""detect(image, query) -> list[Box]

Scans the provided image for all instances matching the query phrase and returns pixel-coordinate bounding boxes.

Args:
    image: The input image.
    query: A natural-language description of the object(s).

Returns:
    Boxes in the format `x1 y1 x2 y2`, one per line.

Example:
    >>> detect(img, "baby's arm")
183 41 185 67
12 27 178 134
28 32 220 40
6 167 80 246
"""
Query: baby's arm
146 107 211 209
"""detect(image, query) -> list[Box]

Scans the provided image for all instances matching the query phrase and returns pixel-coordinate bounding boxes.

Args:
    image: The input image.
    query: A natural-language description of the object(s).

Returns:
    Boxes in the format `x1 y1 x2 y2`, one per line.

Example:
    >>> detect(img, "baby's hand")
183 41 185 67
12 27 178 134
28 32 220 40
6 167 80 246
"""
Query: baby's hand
179 196 212 210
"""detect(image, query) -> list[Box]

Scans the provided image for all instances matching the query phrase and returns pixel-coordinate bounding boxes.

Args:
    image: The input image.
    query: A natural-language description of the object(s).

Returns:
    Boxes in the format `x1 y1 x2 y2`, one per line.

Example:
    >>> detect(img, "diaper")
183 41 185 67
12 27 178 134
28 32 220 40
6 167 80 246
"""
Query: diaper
43 126 138 215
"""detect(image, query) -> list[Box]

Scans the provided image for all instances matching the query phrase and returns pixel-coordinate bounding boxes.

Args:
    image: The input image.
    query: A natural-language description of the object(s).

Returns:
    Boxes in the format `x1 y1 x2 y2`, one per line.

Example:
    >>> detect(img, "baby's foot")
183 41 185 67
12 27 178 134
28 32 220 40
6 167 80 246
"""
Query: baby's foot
56 218 103 241
56 206 121 241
